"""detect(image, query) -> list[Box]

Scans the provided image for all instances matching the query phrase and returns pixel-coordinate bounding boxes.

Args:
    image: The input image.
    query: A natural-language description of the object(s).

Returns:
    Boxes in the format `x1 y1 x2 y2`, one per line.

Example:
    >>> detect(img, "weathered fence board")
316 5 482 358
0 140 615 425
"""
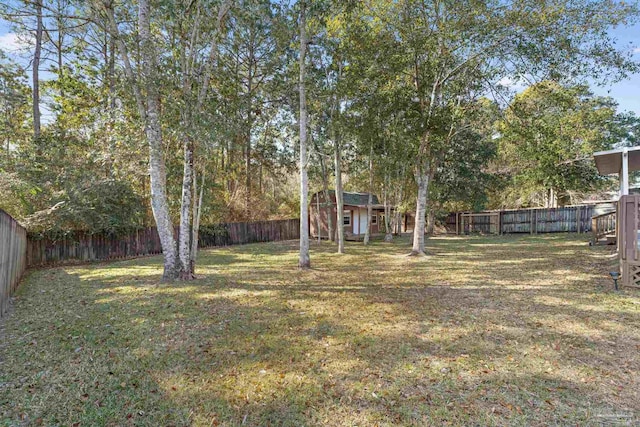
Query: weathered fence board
458 212 500 234
0 209 27 317
26 219 300 267
447 205 605 235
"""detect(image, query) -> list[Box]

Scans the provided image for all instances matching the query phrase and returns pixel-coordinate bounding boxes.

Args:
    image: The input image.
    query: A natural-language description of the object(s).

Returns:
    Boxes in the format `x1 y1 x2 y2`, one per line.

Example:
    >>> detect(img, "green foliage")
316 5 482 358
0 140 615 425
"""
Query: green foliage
431 98 500 213
496 81 624 206
1 128 146 233
25 179 145 235
0 53 30 156
2 0 640 232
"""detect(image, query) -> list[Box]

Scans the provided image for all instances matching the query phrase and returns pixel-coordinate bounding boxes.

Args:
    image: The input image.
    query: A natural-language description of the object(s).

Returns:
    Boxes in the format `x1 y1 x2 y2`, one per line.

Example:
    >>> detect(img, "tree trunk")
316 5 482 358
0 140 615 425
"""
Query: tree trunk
323 190 333 243
314 133 333 243
334 131 345 254
320 157 333 242
56 1 64 102
384 172 393 242
178 137 195 279
147 108 178 280
105 0 178 279
245 114 252 219
410 167 430 256
139 0 178 280
106 31 116 177
175 0 226 278
363 146 373 245
190 169 199 269
33 0 43 142
394 176 404 236
316 192 321 243
190 171 205 274
426 208 435 235
298 1 310 269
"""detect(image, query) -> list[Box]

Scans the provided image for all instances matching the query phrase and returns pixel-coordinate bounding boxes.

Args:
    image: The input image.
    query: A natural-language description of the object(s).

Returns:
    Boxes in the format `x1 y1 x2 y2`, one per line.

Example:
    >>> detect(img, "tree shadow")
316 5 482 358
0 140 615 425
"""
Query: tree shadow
2 234 639 425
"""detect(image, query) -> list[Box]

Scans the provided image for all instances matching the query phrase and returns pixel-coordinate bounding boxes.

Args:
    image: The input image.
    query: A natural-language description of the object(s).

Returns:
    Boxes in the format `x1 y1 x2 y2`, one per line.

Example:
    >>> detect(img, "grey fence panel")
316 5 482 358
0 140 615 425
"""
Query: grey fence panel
449 205 598 235
0 210 27 317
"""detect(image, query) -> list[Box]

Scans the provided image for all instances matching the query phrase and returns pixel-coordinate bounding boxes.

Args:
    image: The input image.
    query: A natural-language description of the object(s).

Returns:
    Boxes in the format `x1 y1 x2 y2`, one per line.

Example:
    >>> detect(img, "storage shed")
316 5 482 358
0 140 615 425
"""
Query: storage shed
309 190 388 240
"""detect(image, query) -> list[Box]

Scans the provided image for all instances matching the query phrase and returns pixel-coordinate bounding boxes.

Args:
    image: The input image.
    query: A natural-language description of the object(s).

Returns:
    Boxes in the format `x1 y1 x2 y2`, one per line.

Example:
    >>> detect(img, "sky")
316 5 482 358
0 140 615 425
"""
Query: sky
0 14 639 116
590 22 640 115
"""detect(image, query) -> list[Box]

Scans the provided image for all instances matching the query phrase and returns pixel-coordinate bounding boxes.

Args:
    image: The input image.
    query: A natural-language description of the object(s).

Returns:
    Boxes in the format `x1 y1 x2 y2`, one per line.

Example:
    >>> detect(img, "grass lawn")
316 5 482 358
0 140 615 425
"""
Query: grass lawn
1 234 640 426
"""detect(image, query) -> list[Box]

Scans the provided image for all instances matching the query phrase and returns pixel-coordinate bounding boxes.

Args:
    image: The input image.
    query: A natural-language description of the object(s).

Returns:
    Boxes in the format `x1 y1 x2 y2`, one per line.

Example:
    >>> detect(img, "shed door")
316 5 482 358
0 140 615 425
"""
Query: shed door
359 208 368 234
352 209 358 234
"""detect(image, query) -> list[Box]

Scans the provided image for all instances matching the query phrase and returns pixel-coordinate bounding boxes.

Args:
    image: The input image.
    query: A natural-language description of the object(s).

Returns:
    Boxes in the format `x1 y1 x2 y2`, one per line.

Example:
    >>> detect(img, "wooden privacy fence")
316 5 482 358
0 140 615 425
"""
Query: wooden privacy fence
447 205 600 235
0 209 27 317
27 218 300 267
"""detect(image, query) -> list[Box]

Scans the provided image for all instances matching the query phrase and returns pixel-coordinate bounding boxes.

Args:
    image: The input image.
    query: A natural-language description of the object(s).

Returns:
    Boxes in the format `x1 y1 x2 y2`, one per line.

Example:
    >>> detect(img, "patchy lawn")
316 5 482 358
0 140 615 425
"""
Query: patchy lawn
1 234 639 426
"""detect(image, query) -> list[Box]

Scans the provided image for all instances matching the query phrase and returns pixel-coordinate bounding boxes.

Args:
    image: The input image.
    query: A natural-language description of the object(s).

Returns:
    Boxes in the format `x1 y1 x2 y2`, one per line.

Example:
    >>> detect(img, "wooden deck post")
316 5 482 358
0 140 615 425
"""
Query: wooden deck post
621 147 629 196
634 196 638 263
620 197 627 286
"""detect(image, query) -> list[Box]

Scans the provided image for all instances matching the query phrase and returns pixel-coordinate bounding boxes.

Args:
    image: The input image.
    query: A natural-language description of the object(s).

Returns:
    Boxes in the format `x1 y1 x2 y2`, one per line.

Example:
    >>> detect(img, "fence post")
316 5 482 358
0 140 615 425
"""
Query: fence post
577 206 581 233
530 210 534 235
456 212 459 235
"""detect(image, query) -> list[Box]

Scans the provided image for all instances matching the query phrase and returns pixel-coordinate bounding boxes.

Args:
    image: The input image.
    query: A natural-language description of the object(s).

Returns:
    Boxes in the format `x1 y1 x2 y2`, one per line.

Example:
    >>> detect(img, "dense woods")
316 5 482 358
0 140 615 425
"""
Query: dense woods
1 0 639 272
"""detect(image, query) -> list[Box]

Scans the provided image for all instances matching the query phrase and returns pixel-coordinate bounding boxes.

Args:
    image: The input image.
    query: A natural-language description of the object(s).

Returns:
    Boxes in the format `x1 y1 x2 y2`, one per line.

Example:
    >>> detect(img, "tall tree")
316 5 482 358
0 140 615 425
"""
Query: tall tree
298 0 310 269
0 54 30 158
99 0 178 279
362 0 639 255
363 144 373 245
138 0 178 279
498 82 619 206
32 0 43 141
174 0 230 279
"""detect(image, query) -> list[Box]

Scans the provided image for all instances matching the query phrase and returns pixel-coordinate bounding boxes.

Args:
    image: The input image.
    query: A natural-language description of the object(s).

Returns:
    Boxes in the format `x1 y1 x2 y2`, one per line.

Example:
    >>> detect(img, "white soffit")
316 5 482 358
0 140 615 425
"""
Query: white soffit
594 146 640 175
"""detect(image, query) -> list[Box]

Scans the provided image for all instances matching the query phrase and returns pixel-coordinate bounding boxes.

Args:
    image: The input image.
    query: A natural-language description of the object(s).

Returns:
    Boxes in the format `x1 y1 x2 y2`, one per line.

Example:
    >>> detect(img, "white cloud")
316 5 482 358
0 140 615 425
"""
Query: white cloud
632 47 640 55
497 76 516 87
0 32 31 53
497 75 528 92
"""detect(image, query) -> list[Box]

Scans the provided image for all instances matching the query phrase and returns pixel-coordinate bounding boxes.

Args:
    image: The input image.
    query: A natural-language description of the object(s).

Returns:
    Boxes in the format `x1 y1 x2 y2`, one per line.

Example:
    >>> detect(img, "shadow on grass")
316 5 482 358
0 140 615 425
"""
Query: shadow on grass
2 234 639 426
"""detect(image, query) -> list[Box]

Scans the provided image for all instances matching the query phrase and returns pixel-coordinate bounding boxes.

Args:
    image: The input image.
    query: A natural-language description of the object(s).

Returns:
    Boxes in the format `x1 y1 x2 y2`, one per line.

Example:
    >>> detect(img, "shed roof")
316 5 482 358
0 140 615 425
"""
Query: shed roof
342 191 380 206
594 146 640 175
314 190 382 207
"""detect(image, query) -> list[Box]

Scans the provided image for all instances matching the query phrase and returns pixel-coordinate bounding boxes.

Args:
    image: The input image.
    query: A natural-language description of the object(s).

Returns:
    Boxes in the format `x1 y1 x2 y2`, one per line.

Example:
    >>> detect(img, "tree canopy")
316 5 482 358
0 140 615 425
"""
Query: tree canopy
0 0 639 269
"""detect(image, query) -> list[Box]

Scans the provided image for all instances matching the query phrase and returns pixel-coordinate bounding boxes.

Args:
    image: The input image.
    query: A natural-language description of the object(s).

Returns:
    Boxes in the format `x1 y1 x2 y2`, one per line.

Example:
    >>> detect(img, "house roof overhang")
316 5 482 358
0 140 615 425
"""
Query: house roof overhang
594 146 640 175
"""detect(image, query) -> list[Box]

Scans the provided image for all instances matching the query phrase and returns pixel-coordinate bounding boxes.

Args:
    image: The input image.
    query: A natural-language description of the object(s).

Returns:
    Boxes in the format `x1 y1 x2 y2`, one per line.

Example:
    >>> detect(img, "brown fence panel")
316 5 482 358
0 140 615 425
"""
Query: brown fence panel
459 213 499 234
451 204 602 235
0 209 27 317
26 219 301 268
501 209 534 233
444 213 457 232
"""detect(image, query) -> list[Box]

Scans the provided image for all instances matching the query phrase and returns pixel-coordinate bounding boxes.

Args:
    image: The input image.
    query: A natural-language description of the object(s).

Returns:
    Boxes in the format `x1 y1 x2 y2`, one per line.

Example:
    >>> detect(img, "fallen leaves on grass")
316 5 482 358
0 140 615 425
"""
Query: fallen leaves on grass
1 234 639 426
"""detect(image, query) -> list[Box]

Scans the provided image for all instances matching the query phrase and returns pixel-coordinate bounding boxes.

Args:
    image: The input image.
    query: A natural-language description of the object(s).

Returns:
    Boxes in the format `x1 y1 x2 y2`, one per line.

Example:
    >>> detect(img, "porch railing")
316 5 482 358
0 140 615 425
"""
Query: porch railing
591 211 616 245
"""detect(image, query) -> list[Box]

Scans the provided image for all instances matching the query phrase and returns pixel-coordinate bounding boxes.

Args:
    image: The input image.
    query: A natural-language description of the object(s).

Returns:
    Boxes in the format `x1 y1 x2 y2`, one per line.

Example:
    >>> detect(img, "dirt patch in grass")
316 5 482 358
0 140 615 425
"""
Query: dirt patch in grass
1 234 639 426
